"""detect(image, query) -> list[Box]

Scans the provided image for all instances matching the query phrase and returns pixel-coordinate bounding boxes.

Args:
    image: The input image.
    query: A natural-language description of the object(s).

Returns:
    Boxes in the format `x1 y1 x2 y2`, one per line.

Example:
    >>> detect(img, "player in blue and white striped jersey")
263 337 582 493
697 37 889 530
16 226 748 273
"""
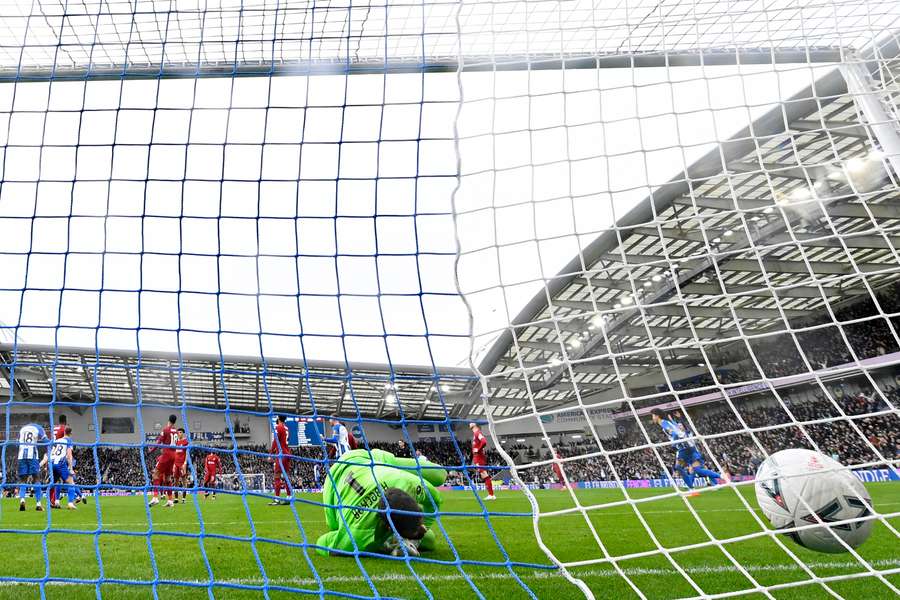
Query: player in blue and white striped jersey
651 408 729 493
17 422 49 511
41 426 79 510
325 418 351 457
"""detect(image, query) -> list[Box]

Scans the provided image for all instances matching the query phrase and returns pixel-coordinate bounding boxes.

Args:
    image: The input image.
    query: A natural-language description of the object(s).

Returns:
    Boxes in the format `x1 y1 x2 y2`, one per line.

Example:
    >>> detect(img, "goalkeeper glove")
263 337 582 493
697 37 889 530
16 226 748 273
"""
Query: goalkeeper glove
383 536 421 558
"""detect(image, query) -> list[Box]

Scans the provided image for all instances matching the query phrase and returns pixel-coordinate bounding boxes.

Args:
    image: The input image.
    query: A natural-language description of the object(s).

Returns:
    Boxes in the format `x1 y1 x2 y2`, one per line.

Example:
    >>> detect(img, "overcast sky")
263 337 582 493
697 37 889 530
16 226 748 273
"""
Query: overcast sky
0 57 831 368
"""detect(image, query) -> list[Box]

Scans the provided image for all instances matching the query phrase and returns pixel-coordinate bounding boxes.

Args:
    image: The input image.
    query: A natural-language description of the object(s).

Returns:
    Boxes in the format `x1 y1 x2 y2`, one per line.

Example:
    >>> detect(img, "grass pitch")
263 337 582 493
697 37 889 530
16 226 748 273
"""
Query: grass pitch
1 483 898 599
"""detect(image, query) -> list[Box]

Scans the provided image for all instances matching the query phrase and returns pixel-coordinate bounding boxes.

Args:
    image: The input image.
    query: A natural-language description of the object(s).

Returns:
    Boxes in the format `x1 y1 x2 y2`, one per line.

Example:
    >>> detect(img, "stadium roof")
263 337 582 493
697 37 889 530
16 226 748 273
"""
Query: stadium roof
0 343 479 420
471 34 900 419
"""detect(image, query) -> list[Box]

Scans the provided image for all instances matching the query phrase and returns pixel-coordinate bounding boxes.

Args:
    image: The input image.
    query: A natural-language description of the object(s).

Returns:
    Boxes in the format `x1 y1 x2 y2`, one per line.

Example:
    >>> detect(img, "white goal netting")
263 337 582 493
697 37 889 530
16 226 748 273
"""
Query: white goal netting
451 2 900 598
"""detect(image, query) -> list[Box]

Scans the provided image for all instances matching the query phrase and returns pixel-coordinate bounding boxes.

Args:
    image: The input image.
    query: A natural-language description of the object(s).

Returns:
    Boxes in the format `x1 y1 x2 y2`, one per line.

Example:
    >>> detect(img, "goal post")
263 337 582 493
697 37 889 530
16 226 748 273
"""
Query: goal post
0 0 899 598
219 473 267 494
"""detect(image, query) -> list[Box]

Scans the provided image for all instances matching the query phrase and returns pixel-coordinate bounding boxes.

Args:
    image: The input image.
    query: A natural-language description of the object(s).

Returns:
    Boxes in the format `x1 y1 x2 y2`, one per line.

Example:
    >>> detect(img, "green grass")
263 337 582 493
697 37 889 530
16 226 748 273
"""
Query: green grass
0 483 898 599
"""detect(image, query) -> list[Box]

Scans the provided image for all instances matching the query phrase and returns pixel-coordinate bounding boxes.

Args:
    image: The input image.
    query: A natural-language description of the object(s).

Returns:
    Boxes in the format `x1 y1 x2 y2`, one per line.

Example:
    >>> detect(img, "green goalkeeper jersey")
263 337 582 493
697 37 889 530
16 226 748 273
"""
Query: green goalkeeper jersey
316 448 447 556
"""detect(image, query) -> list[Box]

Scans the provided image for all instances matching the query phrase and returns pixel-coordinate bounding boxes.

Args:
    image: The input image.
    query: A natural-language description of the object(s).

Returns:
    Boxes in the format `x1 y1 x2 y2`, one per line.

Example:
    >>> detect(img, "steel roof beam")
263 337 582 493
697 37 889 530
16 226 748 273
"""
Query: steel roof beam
613 324 739 340
672 196 900 219
728 161 813 180
761 232 900 250
496 359 649 375
672 196 771 211
680 281 856 298
630 227 900 250
598 255 853 275
791 119 871 138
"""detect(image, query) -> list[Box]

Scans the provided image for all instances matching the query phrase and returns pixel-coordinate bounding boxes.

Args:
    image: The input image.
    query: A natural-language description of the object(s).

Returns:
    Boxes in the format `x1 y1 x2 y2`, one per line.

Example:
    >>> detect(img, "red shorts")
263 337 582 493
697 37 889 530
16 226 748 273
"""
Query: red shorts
155 453 176 477
273 456 292 477
473 455 487 467
203 472 218 484
173 463 187 479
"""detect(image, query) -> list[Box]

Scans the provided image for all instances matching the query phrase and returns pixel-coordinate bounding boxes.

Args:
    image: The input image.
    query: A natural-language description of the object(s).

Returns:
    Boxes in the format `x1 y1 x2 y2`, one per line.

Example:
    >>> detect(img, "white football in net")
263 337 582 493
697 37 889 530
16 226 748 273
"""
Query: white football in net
755 449 874 553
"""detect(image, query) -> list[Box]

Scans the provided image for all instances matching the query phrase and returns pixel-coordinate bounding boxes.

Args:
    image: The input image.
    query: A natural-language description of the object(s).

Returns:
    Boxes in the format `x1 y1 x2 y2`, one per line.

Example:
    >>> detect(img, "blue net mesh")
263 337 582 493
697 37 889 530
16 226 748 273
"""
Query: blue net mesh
0 0 548 596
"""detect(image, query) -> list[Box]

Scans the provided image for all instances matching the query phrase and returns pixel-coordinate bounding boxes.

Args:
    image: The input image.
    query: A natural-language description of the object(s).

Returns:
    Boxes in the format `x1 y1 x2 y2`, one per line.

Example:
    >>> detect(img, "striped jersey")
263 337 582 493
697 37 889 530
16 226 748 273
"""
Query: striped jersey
17 423 48 460
660 419 696 451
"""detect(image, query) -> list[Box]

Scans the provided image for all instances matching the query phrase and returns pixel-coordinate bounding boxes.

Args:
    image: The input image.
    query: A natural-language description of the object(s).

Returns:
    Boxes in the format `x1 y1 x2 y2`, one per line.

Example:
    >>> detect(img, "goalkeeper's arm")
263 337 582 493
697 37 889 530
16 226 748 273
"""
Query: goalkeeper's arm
380 452 448 488
316 525 378 557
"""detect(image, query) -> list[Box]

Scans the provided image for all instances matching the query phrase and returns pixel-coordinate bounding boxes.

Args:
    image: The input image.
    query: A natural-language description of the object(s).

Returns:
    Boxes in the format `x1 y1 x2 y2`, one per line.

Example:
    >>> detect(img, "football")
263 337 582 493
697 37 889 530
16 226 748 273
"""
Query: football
755 449 874 553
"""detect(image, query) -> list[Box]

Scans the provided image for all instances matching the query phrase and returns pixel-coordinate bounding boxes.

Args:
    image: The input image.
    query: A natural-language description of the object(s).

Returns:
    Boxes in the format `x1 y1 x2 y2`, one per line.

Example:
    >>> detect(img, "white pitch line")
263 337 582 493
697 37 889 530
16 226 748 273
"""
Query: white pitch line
92 500 900 528
1 558 899 588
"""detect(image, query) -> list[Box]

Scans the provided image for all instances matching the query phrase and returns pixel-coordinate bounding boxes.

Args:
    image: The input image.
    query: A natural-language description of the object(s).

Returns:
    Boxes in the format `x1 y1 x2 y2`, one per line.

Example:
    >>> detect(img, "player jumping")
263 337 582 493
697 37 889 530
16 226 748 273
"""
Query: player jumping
269 414 293 505
316 448 446 557
172 428 190 503
469 422 495 500
16 421 49 511
203 450 222 499
650 408 729 493
42 426 78 510
149 414 178 508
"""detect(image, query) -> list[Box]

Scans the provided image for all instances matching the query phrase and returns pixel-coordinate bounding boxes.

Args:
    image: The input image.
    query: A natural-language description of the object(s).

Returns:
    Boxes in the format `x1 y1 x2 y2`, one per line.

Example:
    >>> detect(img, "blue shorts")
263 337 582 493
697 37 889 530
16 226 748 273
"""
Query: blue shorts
52 462 71 483
18 458 40 477
677 448 703 465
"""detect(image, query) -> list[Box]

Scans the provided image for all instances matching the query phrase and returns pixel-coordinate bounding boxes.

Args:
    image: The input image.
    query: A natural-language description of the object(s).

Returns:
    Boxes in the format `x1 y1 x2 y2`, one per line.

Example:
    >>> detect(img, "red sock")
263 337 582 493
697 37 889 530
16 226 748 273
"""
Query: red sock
274 479 282 497
485 477 494 496
49 486 56 504
152 477 160 498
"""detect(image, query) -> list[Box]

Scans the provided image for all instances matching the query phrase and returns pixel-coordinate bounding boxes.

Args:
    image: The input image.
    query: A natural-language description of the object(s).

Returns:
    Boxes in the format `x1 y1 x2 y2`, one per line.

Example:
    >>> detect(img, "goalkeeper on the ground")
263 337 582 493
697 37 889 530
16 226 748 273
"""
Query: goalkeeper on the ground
316 448 446 557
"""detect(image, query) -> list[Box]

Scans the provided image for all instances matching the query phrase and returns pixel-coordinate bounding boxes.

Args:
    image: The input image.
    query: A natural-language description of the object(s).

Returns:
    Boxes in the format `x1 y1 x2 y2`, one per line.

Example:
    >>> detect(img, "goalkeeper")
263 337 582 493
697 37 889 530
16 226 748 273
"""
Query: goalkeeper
316 448 446 557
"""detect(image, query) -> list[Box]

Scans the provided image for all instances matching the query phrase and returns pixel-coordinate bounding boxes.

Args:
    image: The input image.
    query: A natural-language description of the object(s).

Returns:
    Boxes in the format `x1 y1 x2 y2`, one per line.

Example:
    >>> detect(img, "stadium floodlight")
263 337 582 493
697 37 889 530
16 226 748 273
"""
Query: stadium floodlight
1 0 899 598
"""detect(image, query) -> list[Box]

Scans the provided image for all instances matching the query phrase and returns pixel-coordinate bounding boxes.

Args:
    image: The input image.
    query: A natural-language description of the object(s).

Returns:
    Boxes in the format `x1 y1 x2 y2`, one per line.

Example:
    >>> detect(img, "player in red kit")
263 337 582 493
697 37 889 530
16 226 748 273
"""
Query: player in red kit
149 414 178 508
172 428 190 503
551 450 567 488
203 451 222 499
269 415 293 505
469 422 495 500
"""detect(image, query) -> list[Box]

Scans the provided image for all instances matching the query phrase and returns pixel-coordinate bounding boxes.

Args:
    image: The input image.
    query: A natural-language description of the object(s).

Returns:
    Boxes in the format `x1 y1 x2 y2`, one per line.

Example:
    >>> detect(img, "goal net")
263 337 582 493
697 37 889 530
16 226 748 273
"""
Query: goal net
0 0 899 598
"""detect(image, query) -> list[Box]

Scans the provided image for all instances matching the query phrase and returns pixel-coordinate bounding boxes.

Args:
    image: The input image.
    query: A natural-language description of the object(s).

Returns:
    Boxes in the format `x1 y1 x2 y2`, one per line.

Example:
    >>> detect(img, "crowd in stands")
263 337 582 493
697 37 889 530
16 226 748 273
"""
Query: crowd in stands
514 385 900 484
4 380 895 494
661 280 900 398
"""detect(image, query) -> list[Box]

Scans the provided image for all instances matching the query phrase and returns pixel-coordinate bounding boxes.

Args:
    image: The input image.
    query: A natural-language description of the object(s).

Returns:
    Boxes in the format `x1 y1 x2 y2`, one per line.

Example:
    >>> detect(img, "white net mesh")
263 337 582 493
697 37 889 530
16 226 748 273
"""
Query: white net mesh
450 3 900 598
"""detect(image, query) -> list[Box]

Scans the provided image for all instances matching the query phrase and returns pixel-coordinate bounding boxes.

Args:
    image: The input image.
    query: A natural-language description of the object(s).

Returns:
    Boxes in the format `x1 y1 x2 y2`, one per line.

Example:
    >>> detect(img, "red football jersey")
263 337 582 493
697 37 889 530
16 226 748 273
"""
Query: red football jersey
174 437 189 466
270 422 290 454
205 453 221 474
54 424 66 440
472 429 487 456
156 425 177 455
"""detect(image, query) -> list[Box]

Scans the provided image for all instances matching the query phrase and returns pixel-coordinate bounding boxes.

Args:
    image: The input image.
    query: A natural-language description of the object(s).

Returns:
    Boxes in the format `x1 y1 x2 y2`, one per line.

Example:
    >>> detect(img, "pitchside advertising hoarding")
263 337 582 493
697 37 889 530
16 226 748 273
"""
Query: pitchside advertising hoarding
443 469 898 491
853 468 900 482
